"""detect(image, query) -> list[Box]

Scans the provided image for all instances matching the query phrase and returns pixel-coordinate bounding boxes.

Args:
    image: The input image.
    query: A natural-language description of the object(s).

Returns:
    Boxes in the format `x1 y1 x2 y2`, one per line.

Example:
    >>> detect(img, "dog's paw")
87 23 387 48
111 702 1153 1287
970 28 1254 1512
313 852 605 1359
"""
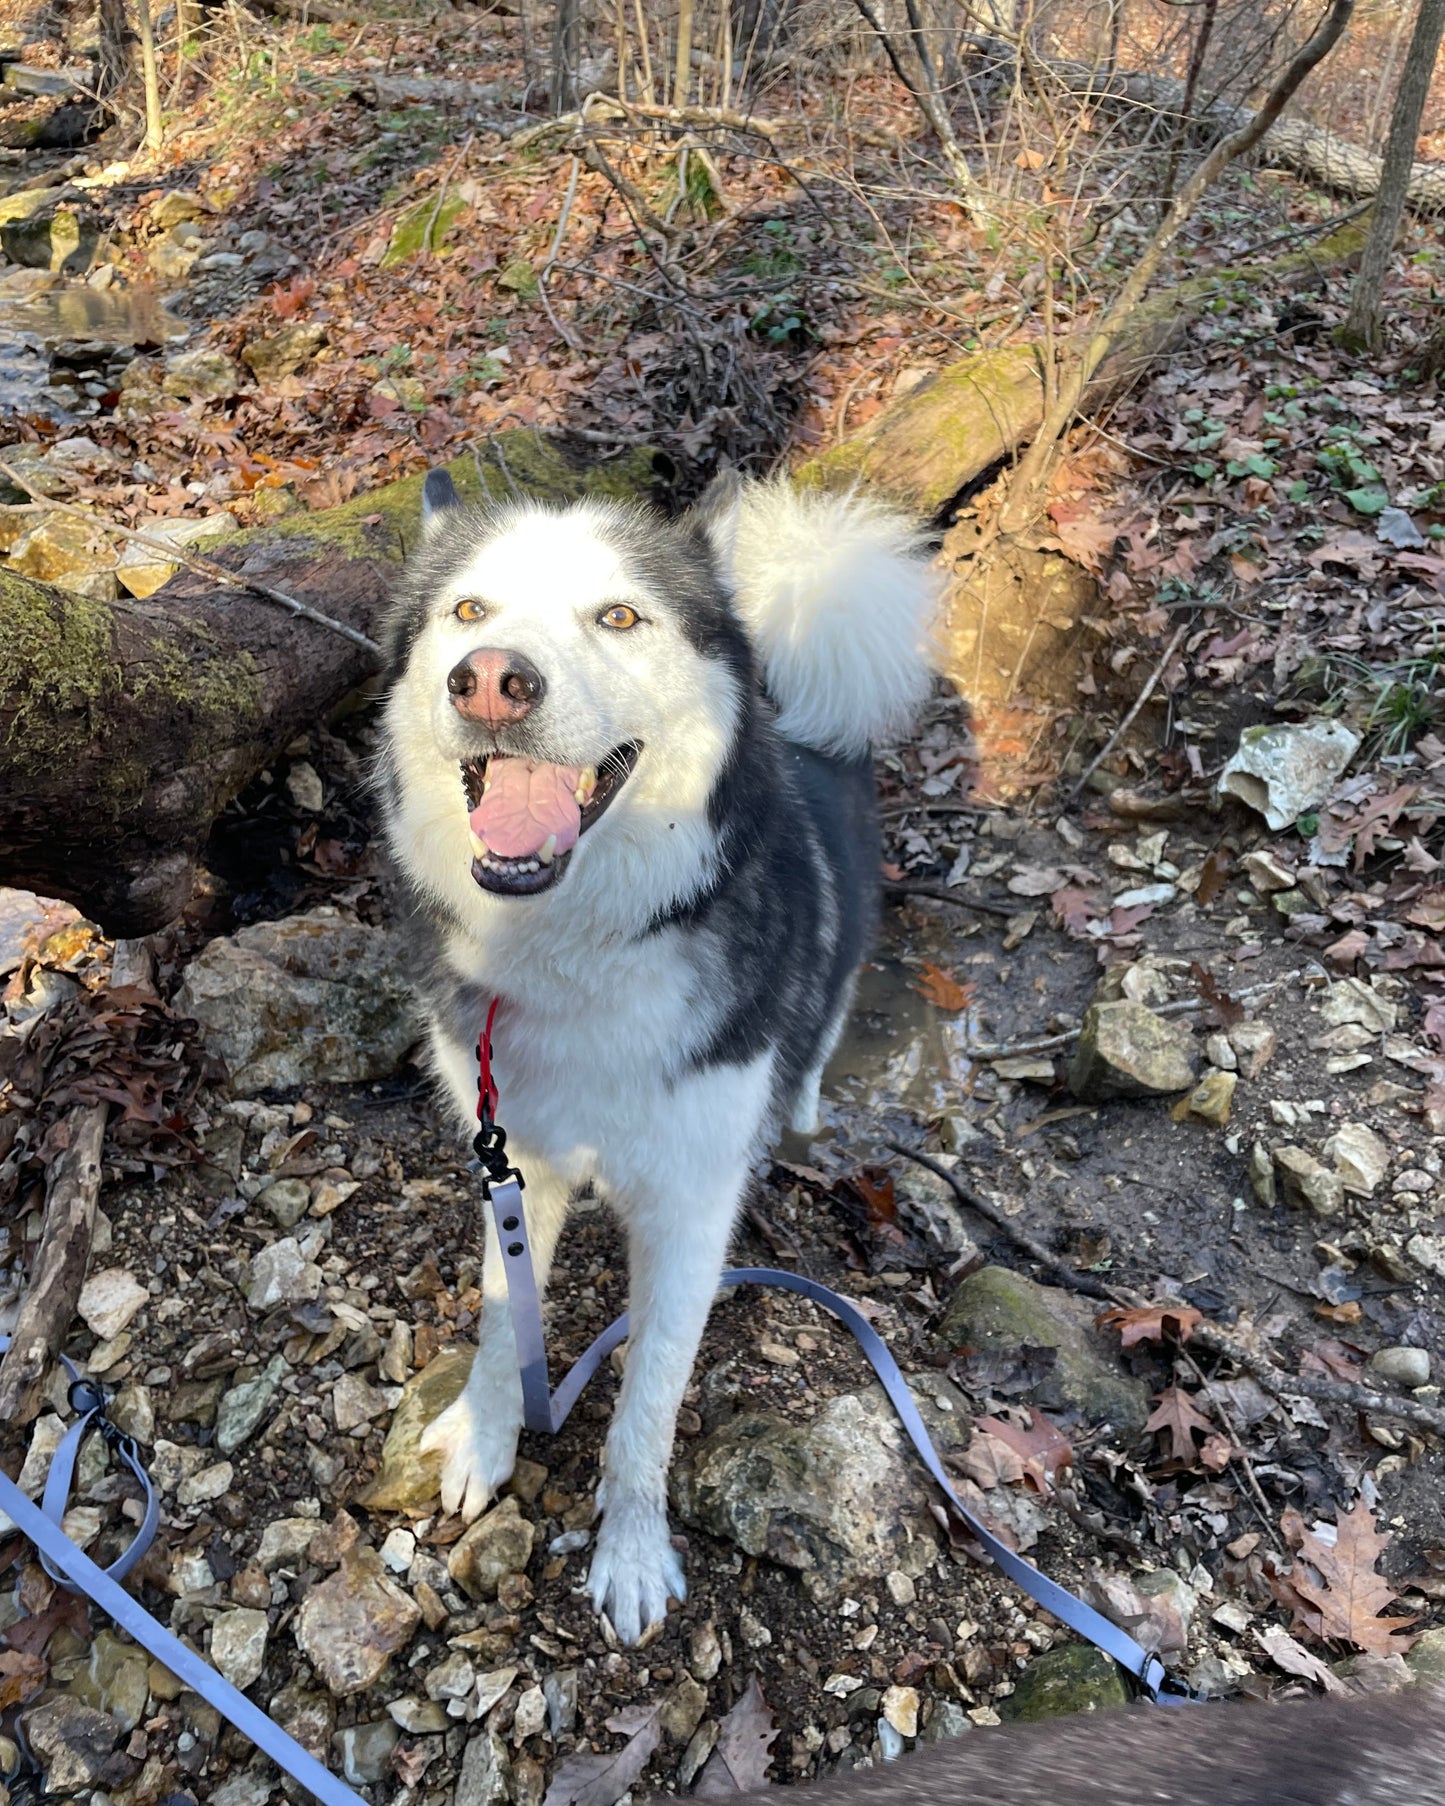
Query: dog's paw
587 1494 686 1645
419 1392 519 1524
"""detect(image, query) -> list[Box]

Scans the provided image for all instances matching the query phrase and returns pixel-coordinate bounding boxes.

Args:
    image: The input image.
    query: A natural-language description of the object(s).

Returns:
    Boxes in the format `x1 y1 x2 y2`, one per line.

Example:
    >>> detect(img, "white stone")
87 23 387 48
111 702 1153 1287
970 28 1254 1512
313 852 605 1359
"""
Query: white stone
78 1268 149 1340
1323 1123 1390 1198
211 1609 269 1689
1219 721 1360 831
245 1237 323 1311
379 1528 416 1573
257 1517 319 1571
177 1461 234 1506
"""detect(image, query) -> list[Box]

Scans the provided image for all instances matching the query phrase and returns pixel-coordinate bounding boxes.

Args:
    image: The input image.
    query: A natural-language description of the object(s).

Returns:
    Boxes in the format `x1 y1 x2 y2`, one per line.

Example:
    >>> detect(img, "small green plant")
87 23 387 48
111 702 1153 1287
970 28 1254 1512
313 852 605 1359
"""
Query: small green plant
1316 647 1445 760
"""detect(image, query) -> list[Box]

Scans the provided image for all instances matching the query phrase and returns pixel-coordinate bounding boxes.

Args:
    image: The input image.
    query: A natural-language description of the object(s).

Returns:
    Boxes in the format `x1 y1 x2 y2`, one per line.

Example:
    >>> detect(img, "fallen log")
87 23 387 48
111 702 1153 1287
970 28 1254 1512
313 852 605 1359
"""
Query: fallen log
738 1686 1445 1806
0 436 655 936
798 216 1367 514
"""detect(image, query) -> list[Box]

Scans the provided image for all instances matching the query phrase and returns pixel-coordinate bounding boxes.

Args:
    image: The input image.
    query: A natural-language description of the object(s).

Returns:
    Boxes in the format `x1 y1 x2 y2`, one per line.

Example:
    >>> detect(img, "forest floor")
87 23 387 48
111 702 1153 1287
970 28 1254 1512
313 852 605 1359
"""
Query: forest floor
2 6 1445 1806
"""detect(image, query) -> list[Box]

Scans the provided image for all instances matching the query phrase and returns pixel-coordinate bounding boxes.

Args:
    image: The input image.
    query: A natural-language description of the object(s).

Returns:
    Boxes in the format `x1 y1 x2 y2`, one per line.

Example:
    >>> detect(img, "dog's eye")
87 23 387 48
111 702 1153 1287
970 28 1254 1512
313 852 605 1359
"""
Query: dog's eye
599 604 639 631
455 599 486 623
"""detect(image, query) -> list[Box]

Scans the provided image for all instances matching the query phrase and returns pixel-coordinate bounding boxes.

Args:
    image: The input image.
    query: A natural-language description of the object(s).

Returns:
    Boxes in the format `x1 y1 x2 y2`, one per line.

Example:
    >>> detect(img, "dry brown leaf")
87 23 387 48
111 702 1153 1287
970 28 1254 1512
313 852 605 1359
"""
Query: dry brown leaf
957 1428 1027 1491
974 1410 1072 1493
1144 1386 1215 1464
542 1703 663 1806
1097 1303 1203 1348
1255 1624 1344 1693
694 1677 778 1794
1281 1501 1419 1656
914 964 973 1011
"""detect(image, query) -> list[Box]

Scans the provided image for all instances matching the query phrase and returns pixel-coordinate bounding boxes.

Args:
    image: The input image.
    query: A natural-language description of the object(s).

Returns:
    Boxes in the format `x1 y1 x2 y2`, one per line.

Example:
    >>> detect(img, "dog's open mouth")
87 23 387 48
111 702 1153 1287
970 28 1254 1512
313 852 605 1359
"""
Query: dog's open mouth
460 743 641 896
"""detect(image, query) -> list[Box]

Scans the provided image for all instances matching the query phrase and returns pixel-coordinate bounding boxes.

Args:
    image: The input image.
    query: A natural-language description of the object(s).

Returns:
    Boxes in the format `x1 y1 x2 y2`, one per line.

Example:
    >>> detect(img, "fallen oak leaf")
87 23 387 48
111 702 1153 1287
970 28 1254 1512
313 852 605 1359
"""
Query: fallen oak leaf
954 1428 1027 1490
1097 1303 1203 1348
1281 1500 1419 1656
1145 1385 1216 1464
694 1676 778 1794
542 1702 664 1806
974 1409 1072 1493
915 964 974 1011
0 1650 47 1710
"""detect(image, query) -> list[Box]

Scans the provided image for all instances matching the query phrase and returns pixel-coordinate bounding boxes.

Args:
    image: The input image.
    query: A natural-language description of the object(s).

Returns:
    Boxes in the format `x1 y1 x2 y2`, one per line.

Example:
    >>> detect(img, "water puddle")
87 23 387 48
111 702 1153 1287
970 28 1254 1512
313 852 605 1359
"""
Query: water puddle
0 282 187 422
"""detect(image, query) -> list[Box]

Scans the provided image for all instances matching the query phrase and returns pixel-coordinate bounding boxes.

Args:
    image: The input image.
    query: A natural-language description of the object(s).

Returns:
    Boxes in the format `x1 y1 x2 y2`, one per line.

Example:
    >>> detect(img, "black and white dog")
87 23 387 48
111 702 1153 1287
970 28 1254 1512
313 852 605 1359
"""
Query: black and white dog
378 470 938 1642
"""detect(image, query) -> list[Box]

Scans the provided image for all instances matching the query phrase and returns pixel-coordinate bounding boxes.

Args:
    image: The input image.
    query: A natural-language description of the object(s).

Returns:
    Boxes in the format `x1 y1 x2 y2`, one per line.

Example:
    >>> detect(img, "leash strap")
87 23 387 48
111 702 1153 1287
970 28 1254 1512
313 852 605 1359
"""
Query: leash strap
477 1013 1194 1707
0 1338 370 1806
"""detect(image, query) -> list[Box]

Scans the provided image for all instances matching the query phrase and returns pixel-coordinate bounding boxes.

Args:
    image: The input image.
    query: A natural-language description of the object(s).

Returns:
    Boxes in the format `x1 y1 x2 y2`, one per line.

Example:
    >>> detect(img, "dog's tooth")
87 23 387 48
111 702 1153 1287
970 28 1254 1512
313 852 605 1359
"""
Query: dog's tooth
537 835 557 866
575 767 597 805
470 831 489 859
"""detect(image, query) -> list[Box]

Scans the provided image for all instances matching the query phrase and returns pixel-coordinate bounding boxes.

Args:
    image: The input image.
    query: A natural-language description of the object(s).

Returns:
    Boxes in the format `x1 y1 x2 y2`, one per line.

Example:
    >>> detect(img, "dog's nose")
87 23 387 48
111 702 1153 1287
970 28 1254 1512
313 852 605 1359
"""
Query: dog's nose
447 649 545 728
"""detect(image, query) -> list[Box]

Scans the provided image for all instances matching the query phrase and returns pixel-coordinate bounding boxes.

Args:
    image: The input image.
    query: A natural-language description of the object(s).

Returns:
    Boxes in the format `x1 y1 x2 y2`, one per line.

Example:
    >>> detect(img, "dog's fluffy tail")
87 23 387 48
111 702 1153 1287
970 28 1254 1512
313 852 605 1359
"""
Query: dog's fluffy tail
712 477 941 758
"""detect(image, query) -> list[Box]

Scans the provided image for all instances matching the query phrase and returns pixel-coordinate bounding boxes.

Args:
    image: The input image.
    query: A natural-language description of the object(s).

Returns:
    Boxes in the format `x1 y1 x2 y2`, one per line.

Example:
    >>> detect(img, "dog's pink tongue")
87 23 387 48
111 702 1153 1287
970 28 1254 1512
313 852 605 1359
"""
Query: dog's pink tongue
470 759 584 859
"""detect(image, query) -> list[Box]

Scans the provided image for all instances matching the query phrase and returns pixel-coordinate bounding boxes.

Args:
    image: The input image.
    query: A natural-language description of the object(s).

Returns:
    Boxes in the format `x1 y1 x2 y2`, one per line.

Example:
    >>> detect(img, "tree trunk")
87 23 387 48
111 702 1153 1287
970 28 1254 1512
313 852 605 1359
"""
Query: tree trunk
134 0 163 152
797 217 1368 515
1341 0 1445 349
551 0 581 113
0 438 655 936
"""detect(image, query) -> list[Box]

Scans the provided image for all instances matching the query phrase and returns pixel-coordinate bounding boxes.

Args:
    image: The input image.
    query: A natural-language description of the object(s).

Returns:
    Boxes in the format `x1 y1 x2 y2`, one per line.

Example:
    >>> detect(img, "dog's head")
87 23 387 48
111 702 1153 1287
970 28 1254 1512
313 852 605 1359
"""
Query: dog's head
380 471 752 917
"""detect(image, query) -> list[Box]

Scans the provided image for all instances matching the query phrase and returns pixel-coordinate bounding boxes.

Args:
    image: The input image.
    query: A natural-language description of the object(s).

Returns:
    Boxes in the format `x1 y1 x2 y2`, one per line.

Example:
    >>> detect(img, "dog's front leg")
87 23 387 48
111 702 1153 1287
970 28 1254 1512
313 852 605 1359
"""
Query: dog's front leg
420 1148 571 1523
587 1155 745 1643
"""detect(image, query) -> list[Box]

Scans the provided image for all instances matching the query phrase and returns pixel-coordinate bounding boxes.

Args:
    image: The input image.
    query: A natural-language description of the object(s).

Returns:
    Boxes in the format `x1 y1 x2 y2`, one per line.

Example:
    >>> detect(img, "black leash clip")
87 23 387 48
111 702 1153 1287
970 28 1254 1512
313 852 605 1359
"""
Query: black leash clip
471 1103 525 1196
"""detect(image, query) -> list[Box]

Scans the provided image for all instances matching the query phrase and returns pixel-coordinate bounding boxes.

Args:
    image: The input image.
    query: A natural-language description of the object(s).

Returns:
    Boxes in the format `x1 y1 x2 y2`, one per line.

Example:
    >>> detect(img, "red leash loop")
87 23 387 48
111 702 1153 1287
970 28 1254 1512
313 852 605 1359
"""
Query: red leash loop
477 996 500 1124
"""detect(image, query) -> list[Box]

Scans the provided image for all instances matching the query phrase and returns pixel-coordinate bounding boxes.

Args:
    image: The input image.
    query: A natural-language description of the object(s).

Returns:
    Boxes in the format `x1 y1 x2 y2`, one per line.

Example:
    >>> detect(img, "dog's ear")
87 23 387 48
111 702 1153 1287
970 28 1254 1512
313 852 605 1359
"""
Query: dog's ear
688 467 742 569
422 468 463 528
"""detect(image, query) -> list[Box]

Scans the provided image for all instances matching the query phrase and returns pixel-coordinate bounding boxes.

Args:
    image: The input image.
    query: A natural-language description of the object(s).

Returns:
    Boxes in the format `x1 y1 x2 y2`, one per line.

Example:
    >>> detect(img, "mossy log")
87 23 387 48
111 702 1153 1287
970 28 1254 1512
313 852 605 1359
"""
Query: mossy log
0 436 656 935
798 218 1368 514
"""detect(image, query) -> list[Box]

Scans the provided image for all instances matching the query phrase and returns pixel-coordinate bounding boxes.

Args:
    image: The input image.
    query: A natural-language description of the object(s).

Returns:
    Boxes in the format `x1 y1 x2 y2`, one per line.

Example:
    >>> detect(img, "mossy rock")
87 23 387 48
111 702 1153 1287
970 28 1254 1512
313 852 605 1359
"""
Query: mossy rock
934 1265 1148 1435
1407 1626 1445 1683
381 195 466 267
0 197 99 273
1001 1644 1130 1722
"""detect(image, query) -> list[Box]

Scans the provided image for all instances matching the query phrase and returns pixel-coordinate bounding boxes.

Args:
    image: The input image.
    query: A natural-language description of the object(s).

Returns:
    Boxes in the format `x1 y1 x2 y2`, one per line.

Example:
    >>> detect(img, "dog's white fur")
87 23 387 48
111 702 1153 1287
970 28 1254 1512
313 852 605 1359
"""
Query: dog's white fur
380 483 938 1643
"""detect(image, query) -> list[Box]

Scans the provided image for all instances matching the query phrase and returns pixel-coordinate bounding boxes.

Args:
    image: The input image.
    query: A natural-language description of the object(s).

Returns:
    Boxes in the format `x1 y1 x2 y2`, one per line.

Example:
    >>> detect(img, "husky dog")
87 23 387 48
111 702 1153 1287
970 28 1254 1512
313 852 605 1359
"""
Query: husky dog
378 470 938 1643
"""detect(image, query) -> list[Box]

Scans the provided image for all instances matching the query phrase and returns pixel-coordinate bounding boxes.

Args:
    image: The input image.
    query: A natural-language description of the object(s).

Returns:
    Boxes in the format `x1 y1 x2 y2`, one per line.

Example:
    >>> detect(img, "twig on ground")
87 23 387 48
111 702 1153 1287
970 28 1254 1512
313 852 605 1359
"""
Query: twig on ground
1066 621 1190 802
0 460 382 660
888 1145 1445 1438
880 801 989 819
538 154 585 351
0 1103 108 1426
884 881 1015 917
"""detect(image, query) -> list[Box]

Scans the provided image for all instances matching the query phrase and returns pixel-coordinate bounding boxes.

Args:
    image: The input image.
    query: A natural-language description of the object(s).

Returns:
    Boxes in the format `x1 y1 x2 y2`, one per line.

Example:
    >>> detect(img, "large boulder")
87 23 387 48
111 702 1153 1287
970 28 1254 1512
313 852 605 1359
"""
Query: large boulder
933 1266 1149 1435
175 908 419 1093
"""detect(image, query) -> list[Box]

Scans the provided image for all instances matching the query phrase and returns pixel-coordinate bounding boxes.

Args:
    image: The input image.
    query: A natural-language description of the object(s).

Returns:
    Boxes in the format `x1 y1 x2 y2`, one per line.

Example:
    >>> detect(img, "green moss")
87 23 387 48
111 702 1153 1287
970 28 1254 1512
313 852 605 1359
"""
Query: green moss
1 575 123 768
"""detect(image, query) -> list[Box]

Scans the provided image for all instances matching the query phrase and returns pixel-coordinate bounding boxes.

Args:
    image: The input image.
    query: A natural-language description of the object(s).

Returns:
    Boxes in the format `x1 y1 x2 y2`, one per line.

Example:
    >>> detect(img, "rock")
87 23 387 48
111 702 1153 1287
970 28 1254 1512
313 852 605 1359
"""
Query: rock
674 1385 966 1599
999 1645 1129 1722
20 1697 130 1792
933 1266 1149 1434
211 1609 269 1689
1368 1347 1430 1389
245 1236 323 1310
1218 720 1360 831
8 512 117 598
455 1728 512 1806
3 64 77 96
1204 1033 1237 1071
389 1696 450 1734
332 1371 391 1432
1227 1020 1277 1078
514 1682 547 1740
1249 1143 1277 1207
881 1685 919 1737
242 321 327 381
885 1570 916 1606
216 1354 286 1454
177 1459 234 1506
258 1178 310 1228
115 513 237 600
1067 1002 1197 1101
162 346 246 402
660 1676 708 1743
149 222 202 280
1320 976 1396 1034
878 1718 906 1761
256 1516 319 1571
355 1345 471 1511
152 190 209 229
425 1651 483 1701
1406 1626 1445 1682
448 1497 536 1600
271 1683 335 1761
295 1545 422 1695
1241 850 1295 893
68 1629 150 1731
1324 1123 1390 1198
174 907 419 1093
337 1721 399 1785
77 1267 149 1339
921 1701 972 1743
1172 1070 1236 1125
380 1320 413 1384
0 192 98 271
379 1527 416 1573
1273 1147 1344 1217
